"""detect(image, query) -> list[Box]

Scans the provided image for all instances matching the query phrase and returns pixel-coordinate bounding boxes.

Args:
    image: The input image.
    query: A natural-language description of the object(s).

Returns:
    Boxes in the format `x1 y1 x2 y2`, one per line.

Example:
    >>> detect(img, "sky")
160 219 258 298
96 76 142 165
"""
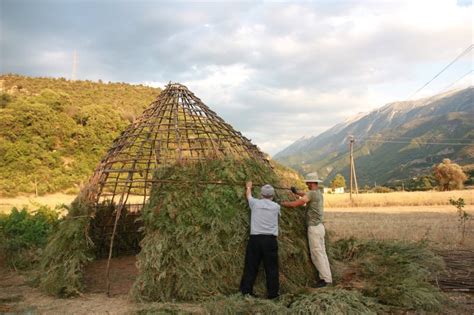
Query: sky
1 0 473 155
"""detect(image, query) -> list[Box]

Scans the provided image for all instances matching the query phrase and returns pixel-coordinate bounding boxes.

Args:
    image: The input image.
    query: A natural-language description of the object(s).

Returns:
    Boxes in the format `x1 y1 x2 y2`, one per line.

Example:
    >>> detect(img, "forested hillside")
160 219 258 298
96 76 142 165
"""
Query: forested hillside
0 74 161 196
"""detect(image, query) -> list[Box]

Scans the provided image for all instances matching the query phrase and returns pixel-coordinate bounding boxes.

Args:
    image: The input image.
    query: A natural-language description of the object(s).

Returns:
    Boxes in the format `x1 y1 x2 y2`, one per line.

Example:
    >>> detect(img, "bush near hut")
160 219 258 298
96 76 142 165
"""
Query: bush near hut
39 199 95 296
0 205 61 269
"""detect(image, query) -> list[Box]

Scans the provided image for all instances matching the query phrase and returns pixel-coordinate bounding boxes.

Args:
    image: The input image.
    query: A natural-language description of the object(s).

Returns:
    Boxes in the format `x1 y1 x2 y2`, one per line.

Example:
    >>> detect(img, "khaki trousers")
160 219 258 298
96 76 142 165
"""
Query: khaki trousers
308 224 332 283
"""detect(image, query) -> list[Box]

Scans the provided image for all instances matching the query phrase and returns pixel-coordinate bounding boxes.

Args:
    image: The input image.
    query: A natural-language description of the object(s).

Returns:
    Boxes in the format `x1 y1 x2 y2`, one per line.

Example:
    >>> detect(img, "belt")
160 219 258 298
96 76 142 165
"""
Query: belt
250 234 277 238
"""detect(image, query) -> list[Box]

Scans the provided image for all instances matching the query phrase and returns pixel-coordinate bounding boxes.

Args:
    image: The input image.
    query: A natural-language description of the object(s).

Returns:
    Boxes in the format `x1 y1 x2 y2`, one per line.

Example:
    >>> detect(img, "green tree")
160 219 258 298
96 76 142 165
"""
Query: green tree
0 93 12 108
330 173 346 189
433 159 467 191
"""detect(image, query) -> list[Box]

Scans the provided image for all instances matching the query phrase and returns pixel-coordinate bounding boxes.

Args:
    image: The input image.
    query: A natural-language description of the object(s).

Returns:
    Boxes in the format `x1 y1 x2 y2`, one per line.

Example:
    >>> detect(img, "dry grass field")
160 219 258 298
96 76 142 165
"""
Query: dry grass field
0 193 76 214
325 205 474 250
0 194 145 214
1 190 472 213
322 190 474 250
325 190 473 207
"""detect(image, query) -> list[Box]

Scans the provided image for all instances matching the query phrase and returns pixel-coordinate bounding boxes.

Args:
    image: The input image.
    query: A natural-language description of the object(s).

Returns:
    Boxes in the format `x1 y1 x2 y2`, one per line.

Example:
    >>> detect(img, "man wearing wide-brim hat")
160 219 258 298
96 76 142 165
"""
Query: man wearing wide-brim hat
281 173 332 288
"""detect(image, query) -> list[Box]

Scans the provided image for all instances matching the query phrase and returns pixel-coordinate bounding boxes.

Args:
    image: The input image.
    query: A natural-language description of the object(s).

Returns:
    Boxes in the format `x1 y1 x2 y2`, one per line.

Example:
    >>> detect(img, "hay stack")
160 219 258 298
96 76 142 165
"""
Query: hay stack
131 158 315 301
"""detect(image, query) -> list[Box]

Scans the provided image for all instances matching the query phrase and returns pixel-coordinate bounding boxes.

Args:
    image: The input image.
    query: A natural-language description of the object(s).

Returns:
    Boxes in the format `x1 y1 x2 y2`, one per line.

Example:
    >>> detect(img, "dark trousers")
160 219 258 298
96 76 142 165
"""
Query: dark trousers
240 234 279 298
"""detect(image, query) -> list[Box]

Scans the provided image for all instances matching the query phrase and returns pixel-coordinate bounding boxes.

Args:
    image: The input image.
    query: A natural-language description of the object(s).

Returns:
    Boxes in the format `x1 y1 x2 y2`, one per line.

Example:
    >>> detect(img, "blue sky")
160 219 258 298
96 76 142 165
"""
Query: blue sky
1 0 472 155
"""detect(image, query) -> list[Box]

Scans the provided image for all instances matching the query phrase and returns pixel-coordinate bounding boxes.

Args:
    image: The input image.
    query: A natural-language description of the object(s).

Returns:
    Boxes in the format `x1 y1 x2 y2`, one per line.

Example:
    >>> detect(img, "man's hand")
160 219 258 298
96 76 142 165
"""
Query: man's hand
245 181 252 199
290 186 297 194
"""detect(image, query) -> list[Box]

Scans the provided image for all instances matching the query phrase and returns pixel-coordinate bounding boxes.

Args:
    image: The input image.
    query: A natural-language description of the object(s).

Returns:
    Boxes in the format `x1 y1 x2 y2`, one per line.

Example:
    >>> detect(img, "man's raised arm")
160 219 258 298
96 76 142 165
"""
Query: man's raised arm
246 181 253 200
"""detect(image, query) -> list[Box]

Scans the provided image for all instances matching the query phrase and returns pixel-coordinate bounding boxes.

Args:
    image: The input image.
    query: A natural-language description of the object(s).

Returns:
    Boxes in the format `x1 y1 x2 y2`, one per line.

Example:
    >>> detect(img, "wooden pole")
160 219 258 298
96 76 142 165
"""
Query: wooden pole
105 203 123 296
352 153 359 194
349 136 354 201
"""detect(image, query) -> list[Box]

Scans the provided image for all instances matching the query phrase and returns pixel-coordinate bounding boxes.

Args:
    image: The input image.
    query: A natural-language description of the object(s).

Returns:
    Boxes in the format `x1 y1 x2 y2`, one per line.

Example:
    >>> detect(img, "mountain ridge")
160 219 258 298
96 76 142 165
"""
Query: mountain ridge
274 87 474 186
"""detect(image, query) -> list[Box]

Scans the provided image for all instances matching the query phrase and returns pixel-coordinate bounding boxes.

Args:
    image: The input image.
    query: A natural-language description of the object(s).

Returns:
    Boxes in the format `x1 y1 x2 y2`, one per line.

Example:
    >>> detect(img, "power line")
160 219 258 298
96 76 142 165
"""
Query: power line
364 139 472 146
363 136 474 141
408 44 473 100
440 69 473 92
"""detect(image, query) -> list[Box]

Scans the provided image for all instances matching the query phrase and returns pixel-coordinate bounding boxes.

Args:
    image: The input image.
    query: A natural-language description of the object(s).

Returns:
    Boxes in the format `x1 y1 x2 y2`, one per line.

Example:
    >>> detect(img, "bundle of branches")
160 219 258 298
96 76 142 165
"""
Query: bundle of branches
203 294 288 314
286 289 385 314
131 158 315 301
38 199 95 296
331 238 446 312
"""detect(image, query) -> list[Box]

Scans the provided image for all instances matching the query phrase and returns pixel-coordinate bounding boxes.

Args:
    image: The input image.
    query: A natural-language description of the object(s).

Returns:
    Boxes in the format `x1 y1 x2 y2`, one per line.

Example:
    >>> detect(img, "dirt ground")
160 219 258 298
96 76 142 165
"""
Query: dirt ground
84 256 138 296
0 255 206 315
0 257 135 314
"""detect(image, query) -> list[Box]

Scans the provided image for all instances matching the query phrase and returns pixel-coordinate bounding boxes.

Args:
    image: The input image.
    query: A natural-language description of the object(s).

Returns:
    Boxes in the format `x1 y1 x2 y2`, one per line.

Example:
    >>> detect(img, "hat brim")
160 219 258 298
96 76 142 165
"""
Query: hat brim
304 179 323 183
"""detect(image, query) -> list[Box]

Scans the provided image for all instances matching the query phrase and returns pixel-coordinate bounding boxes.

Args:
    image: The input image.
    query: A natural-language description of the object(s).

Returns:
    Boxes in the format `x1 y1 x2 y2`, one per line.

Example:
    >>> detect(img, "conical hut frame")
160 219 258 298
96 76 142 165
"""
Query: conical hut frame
85 82 270 208
80 82 271 293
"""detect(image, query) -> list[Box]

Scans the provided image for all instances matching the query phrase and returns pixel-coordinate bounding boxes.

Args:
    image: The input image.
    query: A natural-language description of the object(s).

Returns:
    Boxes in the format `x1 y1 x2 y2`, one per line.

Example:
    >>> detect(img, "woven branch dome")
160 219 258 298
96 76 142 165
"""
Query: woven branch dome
84 82 269 208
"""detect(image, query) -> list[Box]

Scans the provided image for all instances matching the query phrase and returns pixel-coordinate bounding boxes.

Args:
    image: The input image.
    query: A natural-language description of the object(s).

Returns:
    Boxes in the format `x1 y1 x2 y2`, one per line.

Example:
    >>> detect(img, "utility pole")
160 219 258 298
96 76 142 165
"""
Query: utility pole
72 50 77 81
349 135 359 202
349 136 353 201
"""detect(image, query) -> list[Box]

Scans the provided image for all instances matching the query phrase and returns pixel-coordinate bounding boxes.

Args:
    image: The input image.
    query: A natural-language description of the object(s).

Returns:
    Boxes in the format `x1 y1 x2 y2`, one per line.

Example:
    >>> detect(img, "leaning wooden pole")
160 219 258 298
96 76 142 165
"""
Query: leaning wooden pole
105 202 124 296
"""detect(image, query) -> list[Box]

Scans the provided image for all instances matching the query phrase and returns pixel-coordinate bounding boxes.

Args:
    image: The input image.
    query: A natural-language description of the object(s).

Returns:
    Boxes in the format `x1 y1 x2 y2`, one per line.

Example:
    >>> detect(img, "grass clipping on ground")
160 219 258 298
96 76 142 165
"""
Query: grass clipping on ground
131 158 315 301
330 238 446 312
198 239 445 314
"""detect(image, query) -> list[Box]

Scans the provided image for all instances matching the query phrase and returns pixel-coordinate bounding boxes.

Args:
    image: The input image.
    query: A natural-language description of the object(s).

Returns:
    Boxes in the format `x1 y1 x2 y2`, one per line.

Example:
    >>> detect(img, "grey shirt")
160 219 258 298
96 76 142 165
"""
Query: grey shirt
248 196 281 236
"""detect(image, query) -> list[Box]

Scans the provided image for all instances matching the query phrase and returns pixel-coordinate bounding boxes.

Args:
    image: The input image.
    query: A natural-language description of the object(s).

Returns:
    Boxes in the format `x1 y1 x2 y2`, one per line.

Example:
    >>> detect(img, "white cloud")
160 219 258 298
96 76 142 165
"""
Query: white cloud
2 0 472 155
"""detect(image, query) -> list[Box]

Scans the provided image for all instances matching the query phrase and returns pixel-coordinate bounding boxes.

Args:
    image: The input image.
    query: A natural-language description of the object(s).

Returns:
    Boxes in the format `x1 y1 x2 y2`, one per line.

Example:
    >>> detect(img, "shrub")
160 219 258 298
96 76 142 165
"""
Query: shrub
371 186 393 193
0 205 62 269
449 197 471 244
39 199 95 297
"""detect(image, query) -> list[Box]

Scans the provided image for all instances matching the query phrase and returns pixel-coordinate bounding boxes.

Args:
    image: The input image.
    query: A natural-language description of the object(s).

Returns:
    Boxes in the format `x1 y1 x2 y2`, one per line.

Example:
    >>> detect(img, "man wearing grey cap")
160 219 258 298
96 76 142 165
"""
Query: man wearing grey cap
240 181 281 299
281 173 332 288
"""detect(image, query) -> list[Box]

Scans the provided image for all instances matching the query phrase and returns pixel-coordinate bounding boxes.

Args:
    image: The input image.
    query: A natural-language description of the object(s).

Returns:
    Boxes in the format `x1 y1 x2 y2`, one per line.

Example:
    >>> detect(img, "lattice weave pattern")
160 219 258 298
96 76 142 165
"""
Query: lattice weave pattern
84 83 268 207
